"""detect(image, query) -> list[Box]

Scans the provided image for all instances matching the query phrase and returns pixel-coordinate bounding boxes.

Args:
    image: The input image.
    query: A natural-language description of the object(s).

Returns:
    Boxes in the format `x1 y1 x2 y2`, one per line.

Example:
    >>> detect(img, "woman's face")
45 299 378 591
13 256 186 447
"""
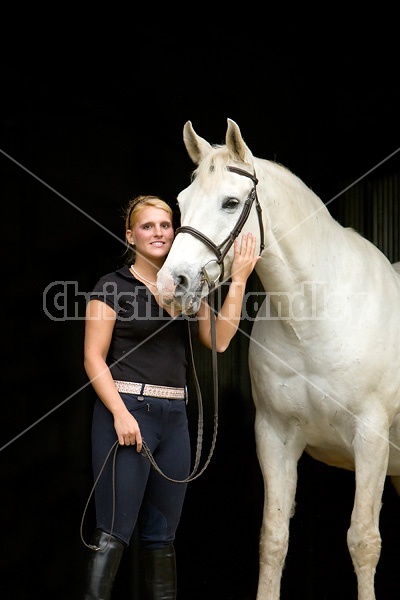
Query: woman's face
127 206 174 263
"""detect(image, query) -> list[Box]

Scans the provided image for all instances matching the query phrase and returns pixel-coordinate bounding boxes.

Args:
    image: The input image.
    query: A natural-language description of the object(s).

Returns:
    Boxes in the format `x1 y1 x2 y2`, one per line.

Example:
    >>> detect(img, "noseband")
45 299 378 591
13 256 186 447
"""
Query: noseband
175 166 265 289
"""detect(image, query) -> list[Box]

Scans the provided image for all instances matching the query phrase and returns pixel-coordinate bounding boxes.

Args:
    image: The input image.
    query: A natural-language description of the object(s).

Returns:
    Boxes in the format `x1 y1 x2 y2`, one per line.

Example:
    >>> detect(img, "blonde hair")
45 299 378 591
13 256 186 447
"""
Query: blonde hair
124 195 173 263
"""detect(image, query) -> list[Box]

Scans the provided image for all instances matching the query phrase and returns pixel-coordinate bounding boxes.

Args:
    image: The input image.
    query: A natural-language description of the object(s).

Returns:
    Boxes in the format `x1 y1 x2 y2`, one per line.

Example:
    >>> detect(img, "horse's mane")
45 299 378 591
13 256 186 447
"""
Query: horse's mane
259 157 319 200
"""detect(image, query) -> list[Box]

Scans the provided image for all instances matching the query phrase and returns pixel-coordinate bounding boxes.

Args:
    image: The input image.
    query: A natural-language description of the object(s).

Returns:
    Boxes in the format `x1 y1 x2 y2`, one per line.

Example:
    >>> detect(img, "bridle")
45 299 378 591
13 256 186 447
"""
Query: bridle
168 165 265 475
144 165 265 483
175 165 265 288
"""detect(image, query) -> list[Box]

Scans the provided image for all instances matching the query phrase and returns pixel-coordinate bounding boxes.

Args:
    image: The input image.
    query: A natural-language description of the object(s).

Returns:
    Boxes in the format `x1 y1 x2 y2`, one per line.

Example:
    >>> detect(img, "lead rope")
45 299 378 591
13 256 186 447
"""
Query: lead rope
141 290 219 482
80 292 219 549
80 438 119 551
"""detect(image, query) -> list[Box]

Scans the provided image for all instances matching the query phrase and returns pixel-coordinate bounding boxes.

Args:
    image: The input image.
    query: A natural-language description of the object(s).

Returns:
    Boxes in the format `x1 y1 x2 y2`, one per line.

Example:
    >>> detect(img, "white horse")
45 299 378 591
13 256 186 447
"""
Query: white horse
157 119 400 600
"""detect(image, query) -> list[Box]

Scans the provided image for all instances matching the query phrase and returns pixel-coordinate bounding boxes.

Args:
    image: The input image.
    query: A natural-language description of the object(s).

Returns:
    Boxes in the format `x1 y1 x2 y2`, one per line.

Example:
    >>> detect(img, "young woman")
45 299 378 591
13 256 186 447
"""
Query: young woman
83 194 258 599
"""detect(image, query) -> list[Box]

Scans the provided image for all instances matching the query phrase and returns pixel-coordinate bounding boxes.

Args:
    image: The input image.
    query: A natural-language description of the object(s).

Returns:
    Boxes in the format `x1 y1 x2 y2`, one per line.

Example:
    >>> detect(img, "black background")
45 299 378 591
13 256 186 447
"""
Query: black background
1 19 400 600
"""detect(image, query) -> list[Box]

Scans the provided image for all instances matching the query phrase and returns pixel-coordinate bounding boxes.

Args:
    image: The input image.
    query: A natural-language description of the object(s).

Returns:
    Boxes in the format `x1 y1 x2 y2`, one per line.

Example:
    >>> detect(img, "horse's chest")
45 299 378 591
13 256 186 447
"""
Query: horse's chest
248 321 358 438
252 373 349 430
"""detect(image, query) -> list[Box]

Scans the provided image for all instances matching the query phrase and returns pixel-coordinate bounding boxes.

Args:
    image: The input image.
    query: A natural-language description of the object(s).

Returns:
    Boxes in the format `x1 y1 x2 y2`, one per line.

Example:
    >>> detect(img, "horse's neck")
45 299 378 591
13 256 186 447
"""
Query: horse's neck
255 159 339 293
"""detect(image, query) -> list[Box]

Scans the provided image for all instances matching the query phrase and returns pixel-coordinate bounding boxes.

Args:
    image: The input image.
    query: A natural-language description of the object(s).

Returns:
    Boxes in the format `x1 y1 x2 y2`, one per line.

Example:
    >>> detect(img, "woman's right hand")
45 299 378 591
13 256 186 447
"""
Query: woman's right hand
114 410 143 452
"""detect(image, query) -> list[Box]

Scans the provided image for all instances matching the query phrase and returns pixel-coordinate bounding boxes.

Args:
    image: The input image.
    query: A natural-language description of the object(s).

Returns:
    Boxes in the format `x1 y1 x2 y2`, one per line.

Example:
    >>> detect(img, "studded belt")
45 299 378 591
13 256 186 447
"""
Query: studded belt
114 379 186 400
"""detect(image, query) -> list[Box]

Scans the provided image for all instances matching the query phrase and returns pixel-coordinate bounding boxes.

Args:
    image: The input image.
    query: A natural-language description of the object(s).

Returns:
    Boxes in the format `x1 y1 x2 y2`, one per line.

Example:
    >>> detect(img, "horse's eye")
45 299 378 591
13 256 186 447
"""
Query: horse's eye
222 197 239 210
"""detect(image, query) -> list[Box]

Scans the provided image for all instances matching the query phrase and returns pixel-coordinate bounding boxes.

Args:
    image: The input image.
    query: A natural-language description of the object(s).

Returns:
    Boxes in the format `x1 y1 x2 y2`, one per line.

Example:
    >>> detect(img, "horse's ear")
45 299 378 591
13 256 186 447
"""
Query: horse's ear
183 121 212 165
226 118 253 164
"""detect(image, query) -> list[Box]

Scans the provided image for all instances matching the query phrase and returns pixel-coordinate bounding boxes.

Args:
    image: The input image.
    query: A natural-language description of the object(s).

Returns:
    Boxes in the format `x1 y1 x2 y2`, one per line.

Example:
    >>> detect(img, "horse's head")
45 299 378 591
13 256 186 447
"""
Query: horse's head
157 119 262 314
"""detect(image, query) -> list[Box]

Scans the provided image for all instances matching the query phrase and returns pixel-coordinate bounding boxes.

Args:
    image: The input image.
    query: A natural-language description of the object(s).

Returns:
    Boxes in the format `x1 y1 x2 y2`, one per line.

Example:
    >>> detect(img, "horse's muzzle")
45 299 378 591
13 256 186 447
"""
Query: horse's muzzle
157 269 205 315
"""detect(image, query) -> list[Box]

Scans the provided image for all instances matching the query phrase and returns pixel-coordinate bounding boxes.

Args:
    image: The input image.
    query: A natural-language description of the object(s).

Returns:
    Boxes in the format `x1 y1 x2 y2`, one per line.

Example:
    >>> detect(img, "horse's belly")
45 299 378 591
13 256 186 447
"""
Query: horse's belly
305 445 356 470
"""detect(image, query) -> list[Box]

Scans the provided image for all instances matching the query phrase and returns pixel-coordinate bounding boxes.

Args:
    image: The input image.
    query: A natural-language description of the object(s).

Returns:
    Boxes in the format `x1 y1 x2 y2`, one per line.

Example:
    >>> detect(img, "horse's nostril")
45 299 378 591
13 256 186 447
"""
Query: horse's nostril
175 275 190 297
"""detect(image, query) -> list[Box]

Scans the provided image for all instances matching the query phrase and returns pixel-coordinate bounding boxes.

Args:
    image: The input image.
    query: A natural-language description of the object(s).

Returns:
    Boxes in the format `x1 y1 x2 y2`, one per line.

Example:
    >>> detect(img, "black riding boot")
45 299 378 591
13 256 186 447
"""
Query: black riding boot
140 544 177 600
83 529 126 600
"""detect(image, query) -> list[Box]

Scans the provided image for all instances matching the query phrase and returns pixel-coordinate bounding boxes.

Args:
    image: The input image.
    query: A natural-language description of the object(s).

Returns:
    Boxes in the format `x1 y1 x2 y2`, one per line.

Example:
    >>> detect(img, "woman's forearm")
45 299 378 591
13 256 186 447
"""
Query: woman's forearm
214 281 246 351
199 281 247 352
84 355 129 417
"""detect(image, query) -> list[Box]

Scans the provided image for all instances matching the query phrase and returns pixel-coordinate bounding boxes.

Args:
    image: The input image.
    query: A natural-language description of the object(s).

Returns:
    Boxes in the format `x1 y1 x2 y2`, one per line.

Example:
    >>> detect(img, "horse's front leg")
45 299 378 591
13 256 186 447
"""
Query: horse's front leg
347 417 389 600
255 415 304 600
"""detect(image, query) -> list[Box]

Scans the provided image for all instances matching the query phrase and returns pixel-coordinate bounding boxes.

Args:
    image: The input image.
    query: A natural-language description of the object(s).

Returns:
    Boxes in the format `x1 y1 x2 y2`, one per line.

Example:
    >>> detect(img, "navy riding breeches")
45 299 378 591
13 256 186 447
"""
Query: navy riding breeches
91 393 191 549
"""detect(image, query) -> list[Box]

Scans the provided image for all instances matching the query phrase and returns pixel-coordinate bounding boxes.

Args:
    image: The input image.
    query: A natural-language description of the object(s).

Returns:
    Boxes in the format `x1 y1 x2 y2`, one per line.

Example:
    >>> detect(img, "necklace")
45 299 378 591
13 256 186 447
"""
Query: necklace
130 265 157 287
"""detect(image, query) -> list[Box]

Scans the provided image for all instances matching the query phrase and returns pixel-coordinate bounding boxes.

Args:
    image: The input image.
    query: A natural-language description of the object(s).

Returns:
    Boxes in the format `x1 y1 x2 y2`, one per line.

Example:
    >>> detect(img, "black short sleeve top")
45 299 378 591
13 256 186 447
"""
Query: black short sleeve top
89 265 198 388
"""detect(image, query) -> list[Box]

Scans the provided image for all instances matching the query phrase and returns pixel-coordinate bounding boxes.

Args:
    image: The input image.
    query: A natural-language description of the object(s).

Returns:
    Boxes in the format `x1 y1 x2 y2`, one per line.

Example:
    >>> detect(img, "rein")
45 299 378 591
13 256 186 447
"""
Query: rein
141 312 219 482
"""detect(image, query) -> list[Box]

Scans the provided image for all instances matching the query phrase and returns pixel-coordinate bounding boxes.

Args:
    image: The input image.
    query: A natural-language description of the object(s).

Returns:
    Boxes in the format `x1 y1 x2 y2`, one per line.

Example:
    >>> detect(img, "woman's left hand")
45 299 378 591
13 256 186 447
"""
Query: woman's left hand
230 233 260 284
